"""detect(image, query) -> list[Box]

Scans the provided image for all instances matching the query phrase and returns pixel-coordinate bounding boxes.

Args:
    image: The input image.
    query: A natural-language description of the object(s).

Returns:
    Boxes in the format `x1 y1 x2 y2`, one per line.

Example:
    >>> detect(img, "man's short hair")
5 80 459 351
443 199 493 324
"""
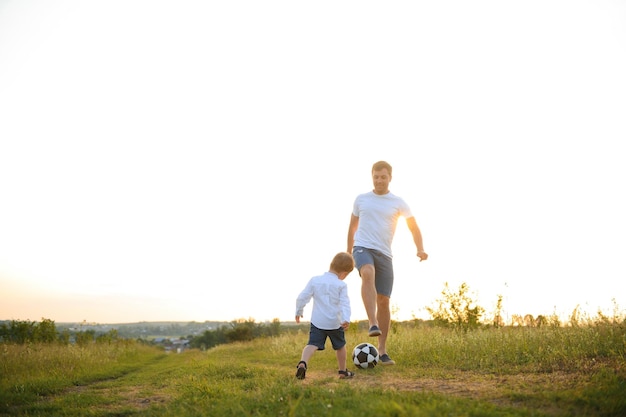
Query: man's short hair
372 161 392 175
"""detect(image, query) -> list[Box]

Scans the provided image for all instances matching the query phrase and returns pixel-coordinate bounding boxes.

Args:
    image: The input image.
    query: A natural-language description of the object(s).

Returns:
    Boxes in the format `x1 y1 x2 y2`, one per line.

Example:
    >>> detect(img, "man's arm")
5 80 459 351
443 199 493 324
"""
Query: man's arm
406 216 428 261
347 214 359 253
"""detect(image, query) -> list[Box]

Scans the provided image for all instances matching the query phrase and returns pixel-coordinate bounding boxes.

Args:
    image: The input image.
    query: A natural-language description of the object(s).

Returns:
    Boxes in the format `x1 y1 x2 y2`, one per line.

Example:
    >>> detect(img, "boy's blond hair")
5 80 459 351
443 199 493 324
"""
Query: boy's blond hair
330 252 355 273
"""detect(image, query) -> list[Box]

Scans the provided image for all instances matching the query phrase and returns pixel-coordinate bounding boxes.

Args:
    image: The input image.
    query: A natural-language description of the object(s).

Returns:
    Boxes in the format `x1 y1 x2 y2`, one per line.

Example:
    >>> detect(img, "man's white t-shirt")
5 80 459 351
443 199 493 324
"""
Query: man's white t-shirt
352 191 413 258
295 272 351 330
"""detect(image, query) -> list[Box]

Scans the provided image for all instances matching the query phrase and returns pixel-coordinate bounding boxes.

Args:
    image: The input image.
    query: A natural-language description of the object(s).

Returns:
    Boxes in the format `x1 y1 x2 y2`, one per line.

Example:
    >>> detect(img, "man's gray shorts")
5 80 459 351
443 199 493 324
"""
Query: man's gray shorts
352 246 394 297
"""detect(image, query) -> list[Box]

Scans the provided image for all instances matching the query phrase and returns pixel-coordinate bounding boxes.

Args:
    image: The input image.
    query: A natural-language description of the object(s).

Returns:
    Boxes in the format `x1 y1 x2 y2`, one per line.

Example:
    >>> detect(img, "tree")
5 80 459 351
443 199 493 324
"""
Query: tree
34 318 57 343
426 282 485 331
76 330 96 346
8 320 35 343
225 318 259 342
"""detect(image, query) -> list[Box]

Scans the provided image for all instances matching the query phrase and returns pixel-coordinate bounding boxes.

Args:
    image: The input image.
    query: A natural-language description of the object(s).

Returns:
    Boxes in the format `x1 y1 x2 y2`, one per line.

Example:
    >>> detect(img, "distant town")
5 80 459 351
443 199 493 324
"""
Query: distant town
55 321 232 339
0 319 302 352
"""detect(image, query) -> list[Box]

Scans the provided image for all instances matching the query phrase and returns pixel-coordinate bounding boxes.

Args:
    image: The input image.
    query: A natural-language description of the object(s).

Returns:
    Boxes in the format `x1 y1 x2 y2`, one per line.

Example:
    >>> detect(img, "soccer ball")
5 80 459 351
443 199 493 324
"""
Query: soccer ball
352 342 379 369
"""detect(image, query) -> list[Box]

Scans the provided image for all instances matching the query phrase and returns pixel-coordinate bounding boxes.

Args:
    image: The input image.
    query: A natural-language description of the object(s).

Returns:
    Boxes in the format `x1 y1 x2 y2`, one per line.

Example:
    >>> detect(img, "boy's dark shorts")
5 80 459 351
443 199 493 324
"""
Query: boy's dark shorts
307 324 346 350
352 246 394 296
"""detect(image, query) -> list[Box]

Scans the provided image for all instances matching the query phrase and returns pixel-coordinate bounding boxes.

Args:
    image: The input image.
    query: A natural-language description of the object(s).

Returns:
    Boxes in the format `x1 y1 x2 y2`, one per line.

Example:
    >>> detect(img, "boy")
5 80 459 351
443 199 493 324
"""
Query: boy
295 252 355 379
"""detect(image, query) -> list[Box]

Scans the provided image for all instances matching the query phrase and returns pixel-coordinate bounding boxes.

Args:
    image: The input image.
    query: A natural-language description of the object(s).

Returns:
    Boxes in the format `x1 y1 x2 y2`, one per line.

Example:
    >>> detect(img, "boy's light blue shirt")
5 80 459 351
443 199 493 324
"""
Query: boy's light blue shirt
296 271 351 330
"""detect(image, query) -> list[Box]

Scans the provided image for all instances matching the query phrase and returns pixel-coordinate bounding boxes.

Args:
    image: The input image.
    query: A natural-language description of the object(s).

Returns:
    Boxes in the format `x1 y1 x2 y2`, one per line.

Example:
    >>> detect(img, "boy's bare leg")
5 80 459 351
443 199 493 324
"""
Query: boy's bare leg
336 345 347 371
299 345 318 365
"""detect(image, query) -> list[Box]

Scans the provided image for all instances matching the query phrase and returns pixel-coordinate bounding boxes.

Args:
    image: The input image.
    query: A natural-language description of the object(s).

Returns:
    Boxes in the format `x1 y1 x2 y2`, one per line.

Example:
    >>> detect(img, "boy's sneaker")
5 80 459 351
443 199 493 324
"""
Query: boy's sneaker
368 325 382 337
295 361 307 379
338 369 355 379
379 354 396 365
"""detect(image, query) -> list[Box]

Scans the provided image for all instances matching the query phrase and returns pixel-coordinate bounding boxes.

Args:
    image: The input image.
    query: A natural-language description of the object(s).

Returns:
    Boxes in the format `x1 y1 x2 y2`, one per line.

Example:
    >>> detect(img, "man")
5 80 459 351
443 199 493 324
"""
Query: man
347 161 428 365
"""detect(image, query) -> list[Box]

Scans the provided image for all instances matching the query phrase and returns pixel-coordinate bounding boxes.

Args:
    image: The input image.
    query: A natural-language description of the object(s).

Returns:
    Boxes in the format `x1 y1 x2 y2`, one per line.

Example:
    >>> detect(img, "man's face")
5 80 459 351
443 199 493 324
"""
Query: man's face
372 168 391 195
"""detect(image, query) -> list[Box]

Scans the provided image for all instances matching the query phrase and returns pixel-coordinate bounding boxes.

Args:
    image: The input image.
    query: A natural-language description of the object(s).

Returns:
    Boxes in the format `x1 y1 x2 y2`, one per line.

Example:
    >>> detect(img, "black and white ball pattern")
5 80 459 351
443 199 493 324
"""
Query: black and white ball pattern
352 342 379 369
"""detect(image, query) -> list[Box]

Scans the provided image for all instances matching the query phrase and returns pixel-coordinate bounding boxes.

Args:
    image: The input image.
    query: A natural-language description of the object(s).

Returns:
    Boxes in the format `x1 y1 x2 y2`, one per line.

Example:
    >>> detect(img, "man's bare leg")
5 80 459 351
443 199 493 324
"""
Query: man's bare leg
359 264 378 329
376 294 391 354
376 294 395 364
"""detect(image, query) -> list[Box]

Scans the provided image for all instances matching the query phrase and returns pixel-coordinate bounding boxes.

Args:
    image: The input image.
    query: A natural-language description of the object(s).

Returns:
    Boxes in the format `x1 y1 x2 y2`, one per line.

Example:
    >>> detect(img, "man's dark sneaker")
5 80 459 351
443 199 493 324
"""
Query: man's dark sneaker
368 325 382 337
379 354 396 365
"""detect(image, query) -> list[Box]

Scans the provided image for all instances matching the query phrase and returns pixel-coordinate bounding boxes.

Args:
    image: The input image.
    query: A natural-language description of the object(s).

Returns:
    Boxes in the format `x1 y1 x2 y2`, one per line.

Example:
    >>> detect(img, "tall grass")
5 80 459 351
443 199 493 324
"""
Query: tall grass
390 322 626 374
0 340 164 410
1 323 625 416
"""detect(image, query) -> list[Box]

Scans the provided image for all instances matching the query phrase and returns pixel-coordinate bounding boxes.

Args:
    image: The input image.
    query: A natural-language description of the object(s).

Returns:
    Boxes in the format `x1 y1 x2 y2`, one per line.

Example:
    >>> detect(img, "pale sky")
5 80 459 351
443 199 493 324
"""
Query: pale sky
1 1 625 324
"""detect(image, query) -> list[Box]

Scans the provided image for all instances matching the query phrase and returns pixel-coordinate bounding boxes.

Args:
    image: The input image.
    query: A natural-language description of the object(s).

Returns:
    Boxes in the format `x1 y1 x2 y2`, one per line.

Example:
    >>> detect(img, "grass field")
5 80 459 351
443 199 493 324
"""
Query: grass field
1 322 625 416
